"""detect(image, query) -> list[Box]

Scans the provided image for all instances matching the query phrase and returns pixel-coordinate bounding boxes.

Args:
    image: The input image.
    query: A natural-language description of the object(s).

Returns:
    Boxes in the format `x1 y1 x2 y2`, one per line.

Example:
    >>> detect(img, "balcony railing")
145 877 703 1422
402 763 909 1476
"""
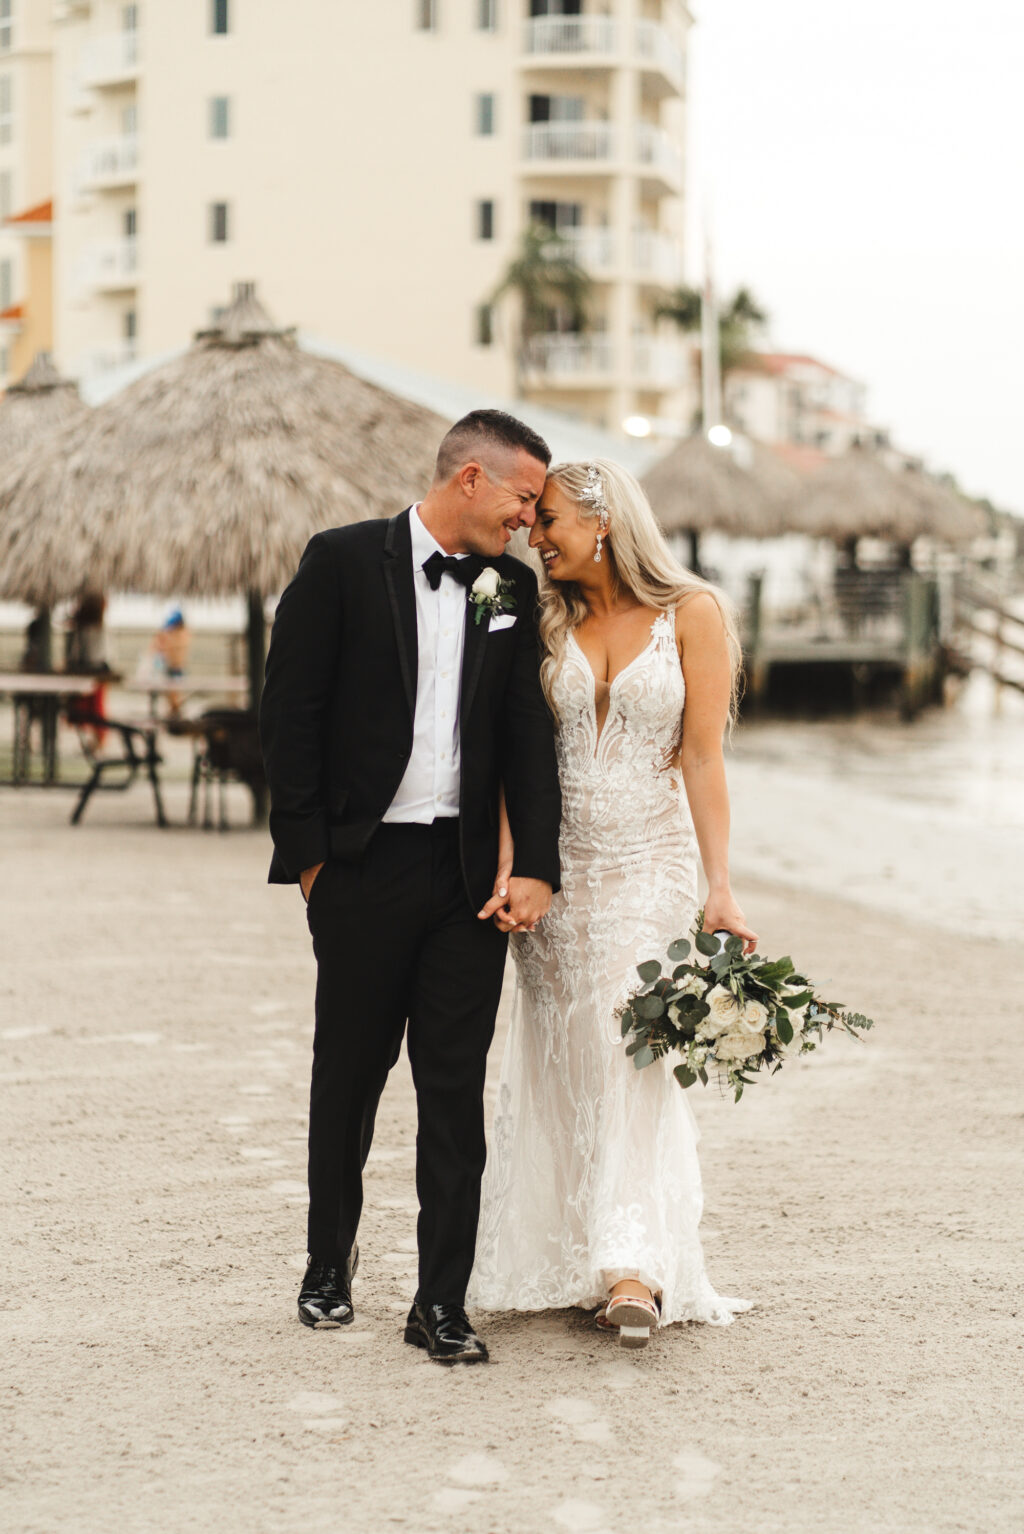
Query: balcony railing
523 122 615 164
635 20 685 89
633 337 689 388
80 341 139 377
635 123 683 187
80 30 140 88
79 135 139 190
523 16 616 56
84 238 139 290
556 228 616 274
526 334 614 379
633 230 683 285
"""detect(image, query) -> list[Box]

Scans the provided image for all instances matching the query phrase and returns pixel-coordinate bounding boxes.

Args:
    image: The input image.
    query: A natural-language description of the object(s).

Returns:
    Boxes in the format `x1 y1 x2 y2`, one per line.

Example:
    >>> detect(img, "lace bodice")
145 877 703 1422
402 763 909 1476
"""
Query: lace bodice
553 611 686 862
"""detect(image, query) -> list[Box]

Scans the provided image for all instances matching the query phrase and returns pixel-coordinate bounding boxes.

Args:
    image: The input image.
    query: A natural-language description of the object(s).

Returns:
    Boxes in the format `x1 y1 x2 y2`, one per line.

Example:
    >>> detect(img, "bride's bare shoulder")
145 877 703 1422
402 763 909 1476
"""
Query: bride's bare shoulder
674 591 724 646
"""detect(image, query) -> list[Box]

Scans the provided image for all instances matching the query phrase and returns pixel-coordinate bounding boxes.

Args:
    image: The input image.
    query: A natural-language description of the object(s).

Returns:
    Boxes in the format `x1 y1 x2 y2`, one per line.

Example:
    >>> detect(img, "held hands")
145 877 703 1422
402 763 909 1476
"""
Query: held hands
702 887 758 956
478 869 552 934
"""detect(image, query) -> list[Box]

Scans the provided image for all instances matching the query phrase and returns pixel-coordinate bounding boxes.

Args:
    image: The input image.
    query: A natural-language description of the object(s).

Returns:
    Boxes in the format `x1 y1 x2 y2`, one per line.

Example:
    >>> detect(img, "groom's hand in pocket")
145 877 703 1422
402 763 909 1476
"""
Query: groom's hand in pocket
300 862 325 903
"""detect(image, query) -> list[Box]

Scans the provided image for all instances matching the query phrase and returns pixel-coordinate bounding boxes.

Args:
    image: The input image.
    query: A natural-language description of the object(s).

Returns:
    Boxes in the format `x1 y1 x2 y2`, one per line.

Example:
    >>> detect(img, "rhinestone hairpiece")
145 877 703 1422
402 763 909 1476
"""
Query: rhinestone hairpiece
578 464 609 530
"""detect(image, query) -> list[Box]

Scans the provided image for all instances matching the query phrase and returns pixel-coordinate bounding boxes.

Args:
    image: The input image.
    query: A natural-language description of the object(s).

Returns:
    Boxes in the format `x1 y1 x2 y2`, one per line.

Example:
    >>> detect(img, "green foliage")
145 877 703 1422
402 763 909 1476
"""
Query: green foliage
620 916 875 1102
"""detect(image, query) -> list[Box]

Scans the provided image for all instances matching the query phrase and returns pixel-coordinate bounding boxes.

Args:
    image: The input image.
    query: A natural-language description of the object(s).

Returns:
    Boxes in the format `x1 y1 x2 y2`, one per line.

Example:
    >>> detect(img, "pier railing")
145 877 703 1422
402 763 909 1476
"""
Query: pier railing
949 573 1024 700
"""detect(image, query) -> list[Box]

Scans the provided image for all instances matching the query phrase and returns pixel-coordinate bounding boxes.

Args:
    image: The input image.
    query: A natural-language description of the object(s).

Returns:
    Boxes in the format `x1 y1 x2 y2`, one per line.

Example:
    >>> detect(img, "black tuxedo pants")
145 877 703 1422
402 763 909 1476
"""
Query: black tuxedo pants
304 818 508 1305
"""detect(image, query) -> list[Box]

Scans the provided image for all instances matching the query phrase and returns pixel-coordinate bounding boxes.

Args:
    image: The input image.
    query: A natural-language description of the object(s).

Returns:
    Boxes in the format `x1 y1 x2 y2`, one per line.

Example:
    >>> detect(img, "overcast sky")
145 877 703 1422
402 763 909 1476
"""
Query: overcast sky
687 0 1024 511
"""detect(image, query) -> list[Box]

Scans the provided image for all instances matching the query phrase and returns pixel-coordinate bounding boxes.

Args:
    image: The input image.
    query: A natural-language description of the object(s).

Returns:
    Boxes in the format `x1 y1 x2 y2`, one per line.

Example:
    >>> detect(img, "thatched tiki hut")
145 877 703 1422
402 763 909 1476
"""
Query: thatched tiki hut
0 285 451 716
641 431 786 572
0 352 91 669
785 448 988 557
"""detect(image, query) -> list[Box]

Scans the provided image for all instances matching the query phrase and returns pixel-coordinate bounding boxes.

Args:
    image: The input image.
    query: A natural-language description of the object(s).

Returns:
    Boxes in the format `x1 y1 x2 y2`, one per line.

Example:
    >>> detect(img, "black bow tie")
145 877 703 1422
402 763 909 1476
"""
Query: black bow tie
422 551 476 591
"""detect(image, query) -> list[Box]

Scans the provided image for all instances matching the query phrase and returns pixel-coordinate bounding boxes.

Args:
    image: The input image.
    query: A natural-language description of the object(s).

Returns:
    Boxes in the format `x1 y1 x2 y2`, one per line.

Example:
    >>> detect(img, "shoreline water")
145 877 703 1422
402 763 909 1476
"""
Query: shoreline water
726 673 1024 942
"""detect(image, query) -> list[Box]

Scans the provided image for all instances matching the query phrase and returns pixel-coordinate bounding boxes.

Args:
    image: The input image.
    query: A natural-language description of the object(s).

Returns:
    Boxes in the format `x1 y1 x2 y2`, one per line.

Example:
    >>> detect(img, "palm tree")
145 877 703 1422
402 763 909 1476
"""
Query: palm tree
657 284 768 408
490 224 592 393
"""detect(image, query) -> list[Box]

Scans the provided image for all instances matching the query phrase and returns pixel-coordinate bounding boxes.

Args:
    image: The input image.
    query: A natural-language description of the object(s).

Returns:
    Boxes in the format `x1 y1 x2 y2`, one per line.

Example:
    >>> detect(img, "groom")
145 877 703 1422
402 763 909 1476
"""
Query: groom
259 410 561 1364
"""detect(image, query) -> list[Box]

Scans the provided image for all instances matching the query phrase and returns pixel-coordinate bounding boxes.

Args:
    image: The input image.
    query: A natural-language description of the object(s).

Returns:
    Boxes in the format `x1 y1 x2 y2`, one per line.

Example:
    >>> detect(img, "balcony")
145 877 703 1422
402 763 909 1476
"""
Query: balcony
522 121 615 167
525 334 614 382
556 227 616 276
521 17 684 97
633 230 683 286
78 135 139 192
522 16 616 58
80 30 140 89
635 122 683 191
633 337 689 388
635 20 686 94
80 341 139 377
84 237 139 292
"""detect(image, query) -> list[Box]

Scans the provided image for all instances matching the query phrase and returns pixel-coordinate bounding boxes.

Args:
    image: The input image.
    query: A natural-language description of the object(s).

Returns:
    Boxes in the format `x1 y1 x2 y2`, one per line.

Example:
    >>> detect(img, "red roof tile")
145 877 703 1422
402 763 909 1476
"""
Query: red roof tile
6 199 53 225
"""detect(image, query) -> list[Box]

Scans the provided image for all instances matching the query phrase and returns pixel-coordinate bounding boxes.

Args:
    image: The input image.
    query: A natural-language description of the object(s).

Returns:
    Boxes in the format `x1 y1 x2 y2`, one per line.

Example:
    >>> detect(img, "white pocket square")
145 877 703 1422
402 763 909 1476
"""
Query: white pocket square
489 614 517 631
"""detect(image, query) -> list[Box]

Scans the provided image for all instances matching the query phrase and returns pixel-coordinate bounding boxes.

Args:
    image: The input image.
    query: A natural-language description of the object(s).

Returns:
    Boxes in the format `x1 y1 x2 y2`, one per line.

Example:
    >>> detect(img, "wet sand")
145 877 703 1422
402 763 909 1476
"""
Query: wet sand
1 758 1022 1533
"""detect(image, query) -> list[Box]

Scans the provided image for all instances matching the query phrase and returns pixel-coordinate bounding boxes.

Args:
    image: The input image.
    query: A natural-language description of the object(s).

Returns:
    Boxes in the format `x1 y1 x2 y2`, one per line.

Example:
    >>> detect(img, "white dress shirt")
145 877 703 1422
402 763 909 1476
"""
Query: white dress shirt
383 504 468 823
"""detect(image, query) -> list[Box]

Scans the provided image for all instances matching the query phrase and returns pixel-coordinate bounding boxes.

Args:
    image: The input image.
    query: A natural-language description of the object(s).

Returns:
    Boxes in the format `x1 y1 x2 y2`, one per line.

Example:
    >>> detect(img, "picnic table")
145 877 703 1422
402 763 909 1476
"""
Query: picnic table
0 672 110 786
124 675 248 718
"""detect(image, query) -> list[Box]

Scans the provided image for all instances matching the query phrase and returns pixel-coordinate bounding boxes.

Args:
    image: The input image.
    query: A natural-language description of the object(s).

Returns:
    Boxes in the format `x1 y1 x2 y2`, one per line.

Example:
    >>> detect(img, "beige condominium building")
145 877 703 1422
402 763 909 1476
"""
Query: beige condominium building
0 0 55 381
6 0 693 436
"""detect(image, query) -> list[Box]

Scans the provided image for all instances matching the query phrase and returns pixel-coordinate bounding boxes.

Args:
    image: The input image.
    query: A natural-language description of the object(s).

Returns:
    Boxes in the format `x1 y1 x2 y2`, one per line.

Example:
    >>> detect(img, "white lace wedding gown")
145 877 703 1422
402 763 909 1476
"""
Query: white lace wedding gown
470 611 750 1326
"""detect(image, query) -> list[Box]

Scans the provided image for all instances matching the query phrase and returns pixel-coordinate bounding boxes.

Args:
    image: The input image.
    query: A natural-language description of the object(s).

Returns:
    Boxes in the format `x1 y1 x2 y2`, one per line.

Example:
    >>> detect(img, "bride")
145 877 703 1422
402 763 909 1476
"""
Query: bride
470 459 755 1348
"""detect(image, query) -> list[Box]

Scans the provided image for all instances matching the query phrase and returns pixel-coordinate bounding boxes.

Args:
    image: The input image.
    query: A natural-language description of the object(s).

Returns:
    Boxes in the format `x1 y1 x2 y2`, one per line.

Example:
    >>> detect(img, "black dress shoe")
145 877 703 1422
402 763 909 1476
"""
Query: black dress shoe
404 1301 489 1364
297 1245 359 1329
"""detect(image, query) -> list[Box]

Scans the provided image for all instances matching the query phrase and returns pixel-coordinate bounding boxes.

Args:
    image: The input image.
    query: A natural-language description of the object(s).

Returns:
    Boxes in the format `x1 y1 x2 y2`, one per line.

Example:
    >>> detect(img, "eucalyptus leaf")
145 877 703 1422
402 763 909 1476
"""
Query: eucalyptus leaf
725 935 744 956
695 930 721 957
667 938 691 962
776 1017 793 1044
632 1045 655 1070
635 995 665 1020
636 959 662 984
673 1064 697 1089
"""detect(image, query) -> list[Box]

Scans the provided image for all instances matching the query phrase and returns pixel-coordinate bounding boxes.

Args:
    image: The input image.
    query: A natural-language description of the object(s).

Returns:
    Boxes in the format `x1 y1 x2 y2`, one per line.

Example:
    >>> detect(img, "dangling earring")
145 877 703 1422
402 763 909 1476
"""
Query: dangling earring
594 533 603 563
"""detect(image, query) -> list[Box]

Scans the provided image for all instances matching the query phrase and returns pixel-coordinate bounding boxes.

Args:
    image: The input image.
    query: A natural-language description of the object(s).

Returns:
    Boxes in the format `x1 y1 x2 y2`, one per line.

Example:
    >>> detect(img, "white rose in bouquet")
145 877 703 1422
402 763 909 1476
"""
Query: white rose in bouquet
705 984 742 1032
739 999 769 1037
471 566 501 599
714 1029 764 1063
675 973 706 998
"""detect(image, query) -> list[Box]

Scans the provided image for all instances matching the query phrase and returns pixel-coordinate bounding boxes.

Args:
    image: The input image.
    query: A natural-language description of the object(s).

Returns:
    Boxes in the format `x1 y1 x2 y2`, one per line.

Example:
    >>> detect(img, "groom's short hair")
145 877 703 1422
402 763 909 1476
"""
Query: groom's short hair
434 410 551 484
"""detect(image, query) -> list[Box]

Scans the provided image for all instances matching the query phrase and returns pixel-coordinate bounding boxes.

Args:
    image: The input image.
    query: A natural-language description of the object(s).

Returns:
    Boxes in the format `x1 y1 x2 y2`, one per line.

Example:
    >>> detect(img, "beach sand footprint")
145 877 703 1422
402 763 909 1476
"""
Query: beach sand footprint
545 1396 613 1446
285 1391 346 1433
550 1498 610 1532
447 1452 509 1488
432 1454 508 1516
674 1447 722 1501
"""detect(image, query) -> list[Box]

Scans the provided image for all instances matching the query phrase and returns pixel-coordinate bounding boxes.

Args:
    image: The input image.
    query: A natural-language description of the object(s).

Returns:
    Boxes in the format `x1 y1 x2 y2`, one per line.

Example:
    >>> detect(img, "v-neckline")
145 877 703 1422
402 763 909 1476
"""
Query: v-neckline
567 615 666 697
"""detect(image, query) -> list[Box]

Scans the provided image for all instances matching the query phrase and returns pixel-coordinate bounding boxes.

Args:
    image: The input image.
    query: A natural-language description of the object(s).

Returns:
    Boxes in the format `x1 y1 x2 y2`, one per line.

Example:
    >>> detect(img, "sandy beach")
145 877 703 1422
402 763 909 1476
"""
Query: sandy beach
1 722 1022 1534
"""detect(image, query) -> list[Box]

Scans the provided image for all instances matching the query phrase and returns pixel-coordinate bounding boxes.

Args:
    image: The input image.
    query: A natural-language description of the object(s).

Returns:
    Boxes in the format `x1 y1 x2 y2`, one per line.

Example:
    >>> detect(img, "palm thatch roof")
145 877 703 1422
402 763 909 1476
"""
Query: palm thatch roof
641 432 784 539
0 352 89 461
0 287 450 606
787 449 988 545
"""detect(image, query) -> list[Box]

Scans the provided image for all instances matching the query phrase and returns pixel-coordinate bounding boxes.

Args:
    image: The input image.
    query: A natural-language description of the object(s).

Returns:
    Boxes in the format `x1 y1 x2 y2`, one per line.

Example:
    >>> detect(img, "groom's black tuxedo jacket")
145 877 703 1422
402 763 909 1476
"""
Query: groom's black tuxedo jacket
259 508 562 911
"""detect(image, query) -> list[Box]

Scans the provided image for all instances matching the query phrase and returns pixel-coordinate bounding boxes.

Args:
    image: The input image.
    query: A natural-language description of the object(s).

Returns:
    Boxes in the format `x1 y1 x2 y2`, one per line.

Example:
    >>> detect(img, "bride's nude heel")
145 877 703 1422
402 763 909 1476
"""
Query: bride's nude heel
602 1294 660 1349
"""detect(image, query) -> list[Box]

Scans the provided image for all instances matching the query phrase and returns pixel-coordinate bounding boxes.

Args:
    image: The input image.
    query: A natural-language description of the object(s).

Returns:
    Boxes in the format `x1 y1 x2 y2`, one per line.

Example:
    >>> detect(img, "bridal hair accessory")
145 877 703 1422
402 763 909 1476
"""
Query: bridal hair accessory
578 464 610 562
619 914 874 1101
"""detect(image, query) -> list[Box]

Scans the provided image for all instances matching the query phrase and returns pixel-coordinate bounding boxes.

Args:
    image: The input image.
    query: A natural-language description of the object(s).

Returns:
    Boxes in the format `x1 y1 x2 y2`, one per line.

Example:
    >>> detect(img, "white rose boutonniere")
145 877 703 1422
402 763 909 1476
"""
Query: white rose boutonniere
469 567 517 627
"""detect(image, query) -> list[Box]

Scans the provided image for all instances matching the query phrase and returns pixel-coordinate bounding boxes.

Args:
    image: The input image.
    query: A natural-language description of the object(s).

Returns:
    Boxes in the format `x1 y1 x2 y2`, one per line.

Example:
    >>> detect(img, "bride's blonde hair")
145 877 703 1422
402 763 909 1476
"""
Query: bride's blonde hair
538 458 744 724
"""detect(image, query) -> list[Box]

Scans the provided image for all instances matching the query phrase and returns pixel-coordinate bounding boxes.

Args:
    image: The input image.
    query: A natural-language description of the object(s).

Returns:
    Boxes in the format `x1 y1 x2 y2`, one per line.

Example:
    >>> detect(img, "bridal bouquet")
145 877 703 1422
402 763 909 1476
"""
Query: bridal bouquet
620 918 874 1100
